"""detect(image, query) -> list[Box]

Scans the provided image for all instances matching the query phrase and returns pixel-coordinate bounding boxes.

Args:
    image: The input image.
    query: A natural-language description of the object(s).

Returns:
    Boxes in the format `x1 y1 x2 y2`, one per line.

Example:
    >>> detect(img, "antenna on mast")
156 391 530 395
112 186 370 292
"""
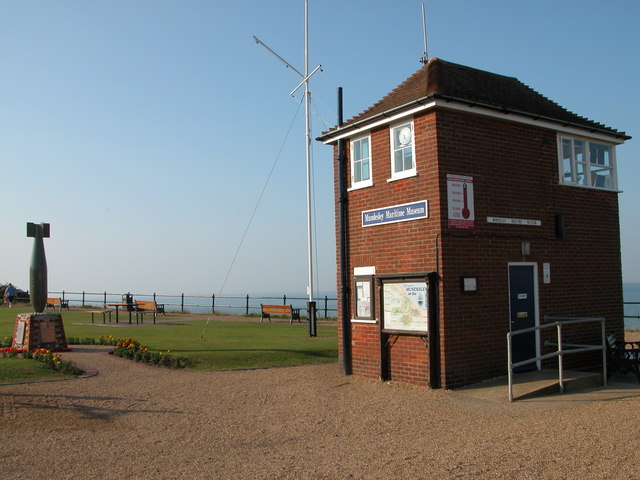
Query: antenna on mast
420 2 429 64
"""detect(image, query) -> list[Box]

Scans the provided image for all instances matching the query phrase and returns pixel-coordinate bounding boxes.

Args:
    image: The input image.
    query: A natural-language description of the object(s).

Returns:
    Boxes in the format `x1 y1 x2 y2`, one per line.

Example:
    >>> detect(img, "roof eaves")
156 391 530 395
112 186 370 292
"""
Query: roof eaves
318 93 631 143
317 95 436 143
431 93 631 141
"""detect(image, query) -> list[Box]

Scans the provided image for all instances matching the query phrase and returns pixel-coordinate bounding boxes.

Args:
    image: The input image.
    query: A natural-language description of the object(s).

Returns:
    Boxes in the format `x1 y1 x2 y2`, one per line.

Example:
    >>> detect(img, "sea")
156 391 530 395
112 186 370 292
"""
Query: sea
624 282 640 330
55 283 640 327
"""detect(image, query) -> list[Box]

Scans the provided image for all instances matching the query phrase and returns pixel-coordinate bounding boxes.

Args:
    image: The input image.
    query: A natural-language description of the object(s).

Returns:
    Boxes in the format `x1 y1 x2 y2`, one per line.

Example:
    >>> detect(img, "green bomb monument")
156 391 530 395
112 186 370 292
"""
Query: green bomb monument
11 222 68 351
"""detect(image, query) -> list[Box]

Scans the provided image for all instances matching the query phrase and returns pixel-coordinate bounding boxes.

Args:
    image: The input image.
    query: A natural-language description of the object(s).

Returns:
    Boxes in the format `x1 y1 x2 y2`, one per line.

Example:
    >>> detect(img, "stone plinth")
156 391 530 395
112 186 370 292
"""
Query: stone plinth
12 313 68 351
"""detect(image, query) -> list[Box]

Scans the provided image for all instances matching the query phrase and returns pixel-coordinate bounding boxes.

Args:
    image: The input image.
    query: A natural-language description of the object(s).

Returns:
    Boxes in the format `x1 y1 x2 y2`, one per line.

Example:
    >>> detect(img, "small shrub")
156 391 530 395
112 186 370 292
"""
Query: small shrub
109 336 189 369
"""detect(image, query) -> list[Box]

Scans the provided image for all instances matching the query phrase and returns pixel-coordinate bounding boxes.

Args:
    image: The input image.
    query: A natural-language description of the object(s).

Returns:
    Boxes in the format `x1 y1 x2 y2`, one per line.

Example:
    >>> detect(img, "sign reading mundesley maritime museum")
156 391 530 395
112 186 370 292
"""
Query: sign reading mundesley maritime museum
362 200 428 227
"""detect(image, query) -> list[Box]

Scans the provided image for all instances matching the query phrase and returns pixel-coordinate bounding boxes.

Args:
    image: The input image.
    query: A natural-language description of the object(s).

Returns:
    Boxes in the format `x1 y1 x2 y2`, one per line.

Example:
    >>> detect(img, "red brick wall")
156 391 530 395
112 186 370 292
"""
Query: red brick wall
435 109 623 387
334 112 442 385
333 107 624 389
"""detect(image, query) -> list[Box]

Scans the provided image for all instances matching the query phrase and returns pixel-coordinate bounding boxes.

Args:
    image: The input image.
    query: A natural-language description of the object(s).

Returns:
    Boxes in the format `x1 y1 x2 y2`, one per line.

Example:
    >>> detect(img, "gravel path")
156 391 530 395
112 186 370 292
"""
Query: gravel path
1 344 640 479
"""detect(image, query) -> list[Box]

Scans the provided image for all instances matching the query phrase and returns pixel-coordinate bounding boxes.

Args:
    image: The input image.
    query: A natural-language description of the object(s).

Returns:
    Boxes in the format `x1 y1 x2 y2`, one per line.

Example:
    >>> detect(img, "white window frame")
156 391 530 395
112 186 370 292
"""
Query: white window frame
389 121 417 181
558 135 618 191
349 134 373 190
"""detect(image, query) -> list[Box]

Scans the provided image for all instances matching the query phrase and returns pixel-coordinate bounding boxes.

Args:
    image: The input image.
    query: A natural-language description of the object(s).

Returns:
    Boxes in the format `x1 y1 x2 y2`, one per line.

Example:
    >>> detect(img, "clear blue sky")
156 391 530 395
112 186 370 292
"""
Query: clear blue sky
2 0 639 296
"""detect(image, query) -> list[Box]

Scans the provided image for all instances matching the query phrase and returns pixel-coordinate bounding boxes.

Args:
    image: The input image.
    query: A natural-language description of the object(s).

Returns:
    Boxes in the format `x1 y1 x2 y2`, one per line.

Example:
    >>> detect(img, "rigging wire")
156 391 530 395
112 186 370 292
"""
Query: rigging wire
200 97 305 340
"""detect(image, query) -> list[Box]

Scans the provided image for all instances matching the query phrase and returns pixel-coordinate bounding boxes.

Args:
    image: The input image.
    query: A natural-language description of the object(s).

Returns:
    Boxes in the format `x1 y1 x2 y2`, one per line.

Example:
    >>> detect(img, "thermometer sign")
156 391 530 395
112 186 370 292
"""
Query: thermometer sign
447 174 475 229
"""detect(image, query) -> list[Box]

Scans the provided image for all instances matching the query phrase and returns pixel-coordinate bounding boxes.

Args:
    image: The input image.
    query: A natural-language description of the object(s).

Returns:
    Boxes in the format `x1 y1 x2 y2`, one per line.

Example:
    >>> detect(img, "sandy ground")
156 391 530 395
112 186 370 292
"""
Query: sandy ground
1 335 640 479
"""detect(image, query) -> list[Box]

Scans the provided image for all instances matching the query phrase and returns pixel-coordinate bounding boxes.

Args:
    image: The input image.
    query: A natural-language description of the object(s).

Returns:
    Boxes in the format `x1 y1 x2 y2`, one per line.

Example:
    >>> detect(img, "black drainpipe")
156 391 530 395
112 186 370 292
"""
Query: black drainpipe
337 87 352 375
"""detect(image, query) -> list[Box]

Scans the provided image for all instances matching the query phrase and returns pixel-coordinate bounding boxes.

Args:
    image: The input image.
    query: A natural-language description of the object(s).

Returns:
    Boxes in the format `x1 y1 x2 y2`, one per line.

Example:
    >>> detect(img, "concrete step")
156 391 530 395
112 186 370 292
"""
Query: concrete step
515 370 602 400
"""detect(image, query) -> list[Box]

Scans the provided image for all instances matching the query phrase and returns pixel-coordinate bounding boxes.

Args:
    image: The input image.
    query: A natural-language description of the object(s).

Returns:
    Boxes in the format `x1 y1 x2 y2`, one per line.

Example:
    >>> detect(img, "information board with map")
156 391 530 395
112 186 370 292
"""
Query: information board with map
382 281 428 333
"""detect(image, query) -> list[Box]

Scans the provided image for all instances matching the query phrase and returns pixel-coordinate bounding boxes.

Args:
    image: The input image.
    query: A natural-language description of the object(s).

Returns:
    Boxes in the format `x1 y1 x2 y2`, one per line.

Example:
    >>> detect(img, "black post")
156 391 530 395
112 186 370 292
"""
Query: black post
246 295 250 316
82 291 85 307
427 272 441 389
337 87 352 374
212 293 215 313
181 293 184 313
308 301 317 337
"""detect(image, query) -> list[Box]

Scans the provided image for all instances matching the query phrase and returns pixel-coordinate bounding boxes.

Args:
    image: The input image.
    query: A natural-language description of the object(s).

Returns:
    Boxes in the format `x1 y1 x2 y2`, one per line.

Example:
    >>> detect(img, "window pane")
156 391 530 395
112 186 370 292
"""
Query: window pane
361 138 369 159
395 150 404 172
361 160 370 181
562 139 573 183
403 147 413 170
591 165 612 188
354 161 362 182
574 140 584 164
576 162 587 185
590 142 611 166
353 140 362 161
393 128 402 149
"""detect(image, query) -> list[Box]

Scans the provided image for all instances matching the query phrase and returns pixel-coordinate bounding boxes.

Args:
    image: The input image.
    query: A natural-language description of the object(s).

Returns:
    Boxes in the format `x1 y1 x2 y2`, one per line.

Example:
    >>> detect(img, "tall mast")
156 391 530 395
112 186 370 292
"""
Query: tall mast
253 0 321 336
304 0 314 306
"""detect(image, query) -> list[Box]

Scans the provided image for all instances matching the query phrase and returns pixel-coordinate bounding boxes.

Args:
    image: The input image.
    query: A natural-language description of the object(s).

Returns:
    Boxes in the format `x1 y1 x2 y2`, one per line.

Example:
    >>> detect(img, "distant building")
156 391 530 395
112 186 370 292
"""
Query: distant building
319 57 631 388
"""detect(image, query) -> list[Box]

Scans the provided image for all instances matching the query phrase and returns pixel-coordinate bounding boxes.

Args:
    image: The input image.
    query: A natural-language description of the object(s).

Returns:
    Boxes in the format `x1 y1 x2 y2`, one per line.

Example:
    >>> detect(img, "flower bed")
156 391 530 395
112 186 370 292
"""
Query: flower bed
66 335 190 369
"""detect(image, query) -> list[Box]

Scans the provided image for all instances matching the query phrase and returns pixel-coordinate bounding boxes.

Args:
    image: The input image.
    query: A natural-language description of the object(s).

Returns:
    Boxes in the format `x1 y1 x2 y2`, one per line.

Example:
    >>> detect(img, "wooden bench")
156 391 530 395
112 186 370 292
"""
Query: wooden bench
87 309 113 324
134 301 165 324
46 297 69 310
606 333 640 383
260 304 301 324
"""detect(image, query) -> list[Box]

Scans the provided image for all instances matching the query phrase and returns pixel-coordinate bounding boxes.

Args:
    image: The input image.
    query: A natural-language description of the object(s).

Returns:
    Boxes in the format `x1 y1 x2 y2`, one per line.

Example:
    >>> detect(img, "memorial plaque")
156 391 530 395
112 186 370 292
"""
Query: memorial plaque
40 321 57 343
15 320 26 344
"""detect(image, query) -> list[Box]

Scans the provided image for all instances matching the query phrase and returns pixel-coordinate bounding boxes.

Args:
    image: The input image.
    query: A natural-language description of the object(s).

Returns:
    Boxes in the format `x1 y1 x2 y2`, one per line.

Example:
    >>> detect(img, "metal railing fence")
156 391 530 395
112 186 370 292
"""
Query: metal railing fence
507 316 607 402
624 301 640 323
48 290 337 318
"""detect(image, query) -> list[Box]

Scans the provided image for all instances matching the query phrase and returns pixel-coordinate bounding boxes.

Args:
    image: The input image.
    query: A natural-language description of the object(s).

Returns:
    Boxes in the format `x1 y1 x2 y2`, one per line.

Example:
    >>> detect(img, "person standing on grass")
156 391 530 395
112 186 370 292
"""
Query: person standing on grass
4 283 16 308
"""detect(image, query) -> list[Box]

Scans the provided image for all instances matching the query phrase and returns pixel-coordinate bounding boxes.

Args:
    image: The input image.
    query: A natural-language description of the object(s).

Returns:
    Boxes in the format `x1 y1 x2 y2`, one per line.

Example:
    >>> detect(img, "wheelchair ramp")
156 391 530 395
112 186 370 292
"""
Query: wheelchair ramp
455 369 602 403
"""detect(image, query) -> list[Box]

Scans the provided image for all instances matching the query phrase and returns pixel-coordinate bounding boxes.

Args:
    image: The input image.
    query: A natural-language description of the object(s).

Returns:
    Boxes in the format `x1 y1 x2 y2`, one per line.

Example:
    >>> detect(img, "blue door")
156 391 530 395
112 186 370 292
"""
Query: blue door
509 265 537 372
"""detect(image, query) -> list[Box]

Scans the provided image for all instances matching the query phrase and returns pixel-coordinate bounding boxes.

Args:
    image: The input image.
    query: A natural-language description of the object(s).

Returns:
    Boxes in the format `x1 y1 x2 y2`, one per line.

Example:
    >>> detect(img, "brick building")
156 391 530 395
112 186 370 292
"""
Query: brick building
318 58 631 389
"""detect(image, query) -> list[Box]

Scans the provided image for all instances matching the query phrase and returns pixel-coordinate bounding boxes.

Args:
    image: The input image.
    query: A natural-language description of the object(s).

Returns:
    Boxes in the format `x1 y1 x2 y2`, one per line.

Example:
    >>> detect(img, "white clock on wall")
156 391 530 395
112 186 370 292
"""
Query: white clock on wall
398 126 412 145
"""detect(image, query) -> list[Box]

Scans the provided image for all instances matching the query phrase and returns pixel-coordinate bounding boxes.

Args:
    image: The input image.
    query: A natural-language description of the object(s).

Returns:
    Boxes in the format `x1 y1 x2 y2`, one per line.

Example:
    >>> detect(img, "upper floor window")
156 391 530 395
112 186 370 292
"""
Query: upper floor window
559 136 617 190
350 135 372 189
390 122 416 180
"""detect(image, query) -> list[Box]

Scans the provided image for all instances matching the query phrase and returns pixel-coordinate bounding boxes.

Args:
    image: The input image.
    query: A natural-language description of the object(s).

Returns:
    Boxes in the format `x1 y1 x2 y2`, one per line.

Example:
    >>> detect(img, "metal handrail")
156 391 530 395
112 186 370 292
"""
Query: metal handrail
507 316 606 402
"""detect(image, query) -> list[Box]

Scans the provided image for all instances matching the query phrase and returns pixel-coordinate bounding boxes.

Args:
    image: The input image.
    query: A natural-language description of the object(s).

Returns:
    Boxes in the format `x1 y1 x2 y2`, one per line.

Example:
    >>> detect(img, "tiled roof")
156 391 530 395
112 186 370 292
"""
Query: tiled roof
319 57 629 141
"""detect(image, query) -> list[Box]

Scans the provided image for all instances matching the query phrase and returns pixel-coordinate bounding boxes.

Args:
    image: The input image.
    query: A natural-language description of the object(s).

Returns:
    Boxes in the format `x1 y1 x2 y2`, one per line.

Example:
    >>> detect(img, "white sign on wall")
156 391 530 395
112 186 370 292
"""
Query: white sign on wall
487 217 541 226
362 200 428 227
447 174 475 229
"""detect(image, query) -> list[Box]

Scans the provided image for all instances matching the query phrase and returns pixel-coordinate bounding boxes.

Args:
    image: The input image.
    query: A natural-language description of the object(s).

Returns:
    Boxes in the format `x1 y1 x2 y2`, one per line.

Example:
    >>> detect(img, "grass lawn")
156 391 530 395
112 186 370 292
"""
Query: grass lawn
0 357 68 383
0 305 338 373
